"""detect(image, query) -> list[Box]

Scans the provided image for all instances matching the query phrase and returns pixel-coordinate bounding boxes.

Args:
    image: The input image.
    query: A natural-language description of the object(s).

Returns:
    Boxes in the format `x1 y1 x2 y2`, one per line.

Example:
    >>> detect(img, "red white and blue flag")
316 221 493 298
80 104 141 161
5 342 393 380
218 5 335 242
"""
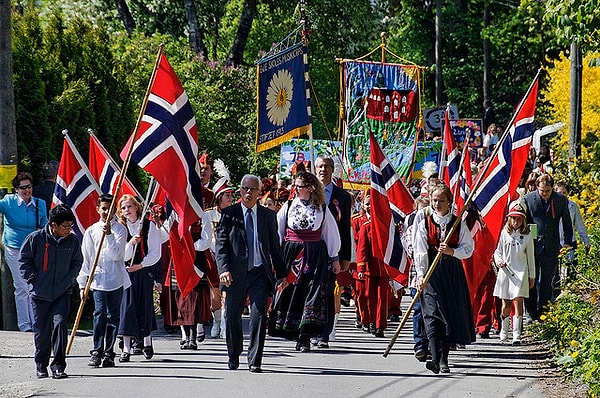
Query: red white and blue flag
88 132 141 198
54 132 101 239
472 77 539 242
440 107 461 195
369 132 414 285
121 51 202 298
454 137 473 215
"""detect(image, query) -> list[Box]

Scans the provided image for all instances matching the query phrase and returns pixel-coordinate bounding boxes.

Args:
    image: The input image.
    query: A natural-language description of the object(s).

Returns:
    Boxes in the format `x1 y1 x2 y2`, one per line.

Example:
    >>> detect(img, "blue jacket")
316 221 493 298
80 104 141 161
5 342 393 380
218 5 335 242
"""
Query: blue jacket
19 225 83 302
0 194 48 248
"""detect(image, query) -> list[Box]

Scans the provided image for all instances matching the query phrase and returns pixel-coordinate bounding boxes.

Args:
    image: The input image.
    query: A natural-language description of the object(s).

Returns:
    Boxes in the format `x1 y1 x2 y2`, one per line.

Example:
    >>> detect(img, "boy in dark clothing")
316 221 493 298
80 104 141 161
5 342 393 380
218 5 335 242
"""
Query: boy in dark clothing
19 205 83 379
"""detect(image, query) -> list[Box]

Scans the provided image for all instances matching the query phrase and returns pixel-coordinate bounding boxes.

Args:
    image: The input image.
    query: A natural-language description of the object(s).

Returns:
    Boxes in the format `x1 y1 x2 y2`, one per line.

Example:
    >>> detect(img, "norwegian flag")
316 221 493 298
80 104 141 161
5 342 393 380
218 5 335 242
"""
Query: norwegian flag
88 132 141 198
454 140 473 215
473 76 539 242
440 107 461 195
121 51 202 298
53 132 101 239
369 132 414 285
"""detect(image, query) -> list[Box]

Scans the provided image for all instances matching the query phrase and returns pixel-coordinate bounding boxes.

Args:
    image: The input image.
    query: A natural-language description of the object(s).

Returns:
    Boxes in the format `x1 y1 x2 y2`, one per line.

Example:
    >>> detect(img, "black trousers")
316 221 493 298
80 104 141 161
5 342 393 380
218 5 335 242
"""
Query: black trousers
225 266 271 368
32 294 70 372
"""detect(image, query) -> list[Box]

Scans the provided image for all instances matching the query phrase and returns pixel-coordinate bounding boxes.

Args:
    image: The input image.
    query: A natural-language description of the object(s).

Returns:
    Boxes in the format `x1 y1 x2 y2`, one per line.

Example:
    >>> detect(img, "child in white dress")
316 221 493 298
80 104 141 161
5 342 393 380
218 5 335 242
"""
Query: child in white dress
493 202 536 344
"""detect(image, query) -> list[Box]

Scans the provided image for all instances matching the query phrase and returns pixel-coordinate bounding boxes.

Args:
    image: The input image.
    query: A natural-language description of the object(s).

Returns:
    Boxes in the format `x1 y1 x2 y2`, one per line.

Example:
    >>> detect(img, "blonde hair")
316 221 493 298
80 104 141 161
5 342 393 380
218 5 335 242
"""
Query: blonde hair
118 194 143 224
504 215 530 234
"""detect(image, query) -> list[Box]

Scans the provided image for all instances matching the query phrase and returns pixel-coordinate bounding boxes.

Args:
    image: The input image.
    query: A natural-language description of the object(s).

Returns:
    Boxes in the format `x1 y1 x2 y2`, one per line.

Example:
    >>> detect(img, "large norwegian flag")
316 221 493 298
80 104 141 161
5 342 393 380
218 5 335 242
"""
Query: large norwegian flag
369 132 414 285
53 132 101 239
473 76 539 242
121 51 202 298
88 132 141 198
440 108 461 195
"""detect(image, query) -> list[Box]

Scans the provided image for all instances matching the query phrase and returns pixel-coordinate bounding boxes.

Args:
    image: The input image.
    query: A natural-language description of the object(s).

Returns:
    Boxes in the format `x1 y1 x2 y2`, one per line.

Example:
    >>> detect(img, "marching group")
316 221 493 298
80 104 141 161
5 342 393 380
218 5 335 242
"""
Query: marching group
0 144 588 379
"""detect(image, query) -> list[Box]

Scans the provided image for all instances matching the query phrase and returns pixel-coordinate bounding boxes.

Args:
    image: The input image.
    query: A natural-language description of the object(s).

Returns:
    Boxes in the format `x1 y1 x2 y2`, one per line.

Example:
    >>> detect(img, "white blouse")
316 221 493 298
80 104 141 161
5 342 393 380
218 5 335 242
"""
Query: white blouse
413 211 474 278
277 197 341 258
124 218 162 267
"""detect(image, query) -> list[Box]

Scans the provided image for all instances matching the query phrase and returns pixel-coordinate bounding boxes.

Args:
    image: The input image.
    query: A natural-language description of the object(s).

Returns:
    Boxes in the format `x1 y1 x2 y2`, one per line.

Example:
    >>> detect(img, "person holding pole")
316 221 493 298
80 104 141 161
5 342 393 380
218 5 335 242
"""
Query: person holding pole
77 194 129 368
19 205 82 379
413 183 475 374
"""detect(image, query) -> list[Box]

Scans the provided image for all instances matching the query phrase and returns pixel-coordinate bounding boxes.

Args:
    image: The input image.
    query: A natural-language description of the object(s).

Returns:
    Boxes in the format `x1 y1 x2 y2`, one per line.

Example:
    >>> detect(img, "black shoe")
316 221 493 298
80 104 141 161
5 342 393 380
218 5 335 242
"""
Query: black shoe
317 341 329 348
414 349 427 362
51 370 68 379
119 352 130 363
88 352 101 367
375 328 384 338
188 341 198 350
389 314 400 322
440 363 450 373
36 369 49 379
310 338 318 346
142 345 154 360
227 358 239 370
102 355 115 368
299 344 310 352
369 323 376 335
249 365 262 373
426 360 440 374
479 332 490 339
197 333 205 343
354 320 363 329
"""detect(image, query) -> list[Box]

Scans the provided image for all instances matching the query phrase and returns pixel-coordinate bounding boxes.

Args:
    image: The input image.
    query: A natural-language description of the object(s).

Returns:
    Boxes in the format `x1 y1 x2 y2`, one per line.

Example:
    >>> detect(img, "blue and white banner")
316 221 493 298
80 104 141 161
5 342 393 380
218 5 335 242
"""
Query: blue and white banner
256 43 310 152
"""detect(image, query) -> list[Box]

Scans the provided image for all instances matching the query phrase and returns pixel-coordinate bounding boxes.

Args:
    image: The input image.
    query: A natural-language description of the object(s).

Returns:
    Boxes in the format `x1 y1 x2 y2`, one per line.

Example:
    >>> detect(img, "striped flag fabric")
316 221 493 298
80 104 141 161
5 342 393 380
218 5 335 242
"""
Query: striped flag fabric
440 107 461 196
369 132 414 285
53 132 101 239
454 140 473 215
88 132 141 198
121 51 202 298
472 77 539 242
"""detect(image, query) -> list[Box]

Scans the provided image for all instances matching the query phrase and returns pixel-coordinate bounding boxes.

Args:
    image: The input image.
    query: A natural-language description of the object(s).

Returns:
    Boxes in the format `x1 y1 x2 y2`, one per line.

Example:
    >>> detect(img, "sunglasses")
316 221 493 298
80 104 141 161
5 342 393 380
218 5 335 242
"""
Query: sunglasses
17 184 32 190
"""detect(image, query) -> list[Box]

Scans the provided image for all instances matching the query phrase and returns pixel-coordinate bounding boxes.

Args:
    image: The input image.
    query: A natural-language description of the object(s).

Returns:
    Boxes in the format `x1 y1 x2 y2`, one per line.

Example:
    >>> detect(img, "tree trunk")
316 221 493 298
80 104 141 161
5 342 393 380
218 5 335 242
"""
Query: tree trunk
226 0 257 66
184 0 207 57
435 0 442 106
482 0 490 102
569 40 582 162
114 0 136 36
0 0 19 331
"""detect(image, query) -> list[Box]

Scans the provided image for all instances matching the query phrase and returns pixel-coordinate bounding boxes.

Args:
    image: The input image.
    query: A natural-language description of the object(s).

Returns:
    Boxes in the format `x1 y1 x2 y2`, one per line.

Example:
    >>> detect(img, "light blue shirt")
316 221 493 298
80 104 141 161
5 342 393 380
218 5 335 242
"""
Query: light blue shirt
0 194 48 248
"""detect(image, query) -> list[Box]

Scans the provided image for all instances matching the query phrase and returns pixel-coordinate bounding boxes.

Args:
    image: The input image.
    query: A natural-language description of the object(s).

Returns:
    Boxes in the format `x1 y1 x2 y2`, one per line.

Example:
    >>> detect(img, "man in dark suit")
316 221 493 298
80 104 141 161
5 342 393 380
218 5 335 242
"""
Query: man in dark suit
215 174 287 373
314 155 352 347
522 173 573 321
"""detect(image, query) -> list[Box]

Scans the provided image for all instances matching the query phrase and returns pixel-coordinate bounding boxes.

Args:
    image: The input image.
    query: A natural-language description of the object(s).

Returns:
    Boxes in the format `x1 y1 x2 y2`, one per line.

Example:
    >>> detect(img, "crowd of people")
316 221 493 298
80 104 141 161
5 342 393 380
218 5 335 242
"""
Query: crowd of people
1 141 589 379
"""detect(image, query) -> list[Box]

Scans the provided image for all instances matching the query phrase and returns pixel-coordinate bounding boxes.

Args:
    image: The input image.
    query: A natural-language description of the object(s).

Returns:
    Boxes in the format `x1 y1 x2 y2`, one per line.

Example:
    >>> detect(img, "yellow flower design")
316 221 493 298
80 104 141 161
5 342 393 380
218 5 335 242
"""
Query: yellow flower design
266 69 294 126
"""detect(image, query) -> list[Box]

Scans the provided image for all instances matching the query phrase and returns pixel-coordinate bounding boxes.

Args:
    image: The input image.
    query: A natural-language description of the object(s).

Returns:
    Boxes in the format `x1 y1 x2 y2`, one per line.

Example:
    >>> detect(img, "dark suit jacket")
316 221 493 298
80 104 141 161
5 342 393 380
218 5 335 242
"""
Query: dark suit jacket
215 203 286 289
328 184 352 263
523 191 573 257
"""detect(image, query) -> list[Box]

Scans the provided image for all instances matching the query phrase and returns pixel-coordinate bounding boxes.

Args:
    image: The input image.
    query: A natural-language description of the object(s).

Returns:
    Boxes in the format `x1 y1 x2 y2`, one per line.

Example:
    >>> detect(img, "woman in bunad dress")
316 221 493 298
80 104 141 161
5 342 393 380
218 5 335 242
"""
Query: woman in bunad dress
413 183 475 374
117 194 162 362
268 171 341 352
202 176 234 339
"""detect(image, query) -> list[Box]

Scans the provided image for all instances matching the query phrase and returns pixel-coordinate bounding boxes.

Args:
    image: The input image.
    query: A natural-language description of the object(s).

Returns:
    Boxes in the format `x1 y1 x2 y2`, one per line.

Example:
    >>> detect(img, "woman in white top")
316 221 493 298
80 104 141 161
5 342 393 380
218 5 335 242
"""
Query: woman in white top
268 171 341 352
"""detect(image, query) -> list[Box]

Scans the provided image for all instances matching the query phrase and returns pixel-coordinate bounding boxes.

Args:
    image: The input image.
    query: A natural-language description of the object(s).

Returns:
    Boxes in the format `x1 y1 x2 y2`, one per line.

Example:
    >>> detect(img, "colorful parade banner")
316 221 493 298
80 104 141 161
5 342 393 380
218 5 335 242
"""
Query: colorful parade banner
279 139 342 179
341 61 420 185
256 43 311 152
450 119 483 148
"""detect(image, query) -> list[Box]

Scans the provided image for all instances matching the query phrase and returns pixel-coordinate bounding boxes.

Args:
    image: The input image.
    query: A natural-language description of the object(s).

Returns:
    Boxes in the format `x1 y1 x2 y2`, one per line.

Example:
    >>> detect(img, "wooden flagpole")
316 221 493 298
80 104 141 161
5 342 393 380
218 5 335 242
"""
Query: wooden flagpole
67 44 166 354
383 68 542 357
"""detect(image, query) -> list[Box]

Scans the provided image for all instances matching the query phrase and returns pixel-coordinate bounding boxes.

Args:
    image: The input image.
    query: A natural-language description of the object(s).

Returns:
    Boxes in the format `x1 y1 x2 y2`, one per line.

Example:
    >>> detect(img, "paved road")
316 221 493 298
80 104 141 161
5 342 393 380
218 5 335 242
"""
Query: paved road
0 305 548 398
